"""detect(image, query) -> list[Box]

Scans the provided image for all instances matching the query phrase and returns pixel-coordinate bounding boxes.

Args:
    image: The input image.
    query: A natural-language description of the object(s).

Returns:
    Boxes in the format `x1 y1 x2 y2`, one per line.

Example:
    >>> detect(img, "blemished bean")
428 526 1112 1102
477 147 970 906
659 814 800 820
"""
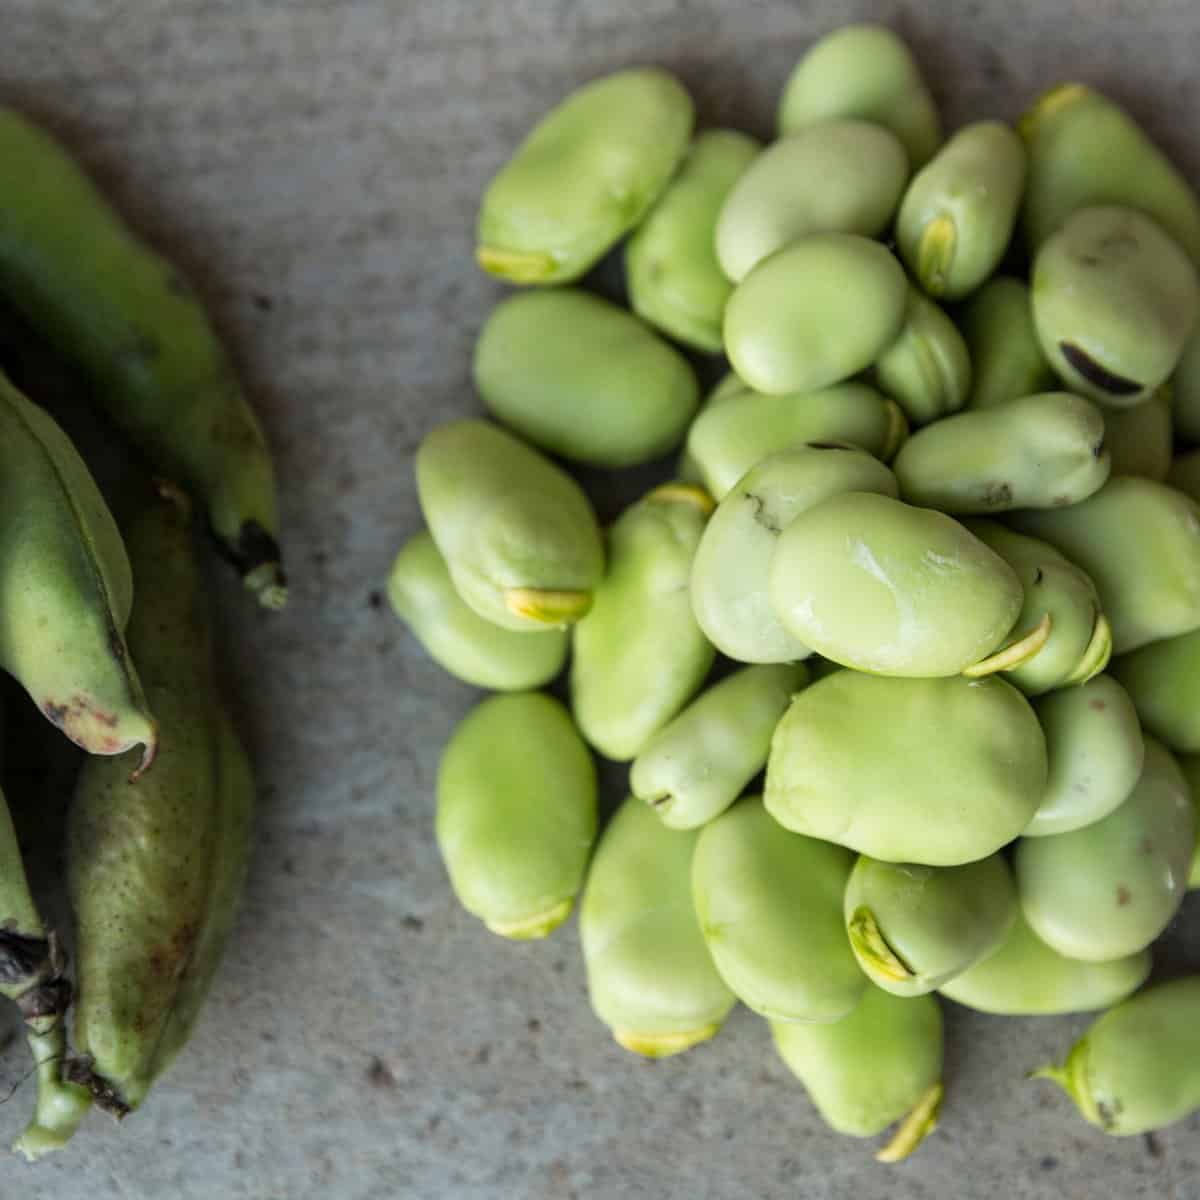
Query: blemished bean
765 671 1047 866
436 692 596 939
771 985 943 1159
715 119 908 283
625 129 760 353
768 491 1022 677
1032 977 1200 1135
476 67 693 284
964 520 1111 695
1112 627 1200 753
580 797 735 1057
1031 205 1198 407
959 276 1055 410
892 391 1109 513
1022 675 1145 837
1016 736 1194 962
681 382 906 501
631 664 808 830
388 531 567 691
872 287 972 426
1101 388 1173 481
1019 82 1200 262
570 483 714 761
723 234 908 395
692 797 864 1023
690 444 898 663
473 289 698 469
1012 477 1200 654
938 909 1151 1015
415 419 604 632
776 23 941 168
897 121 1027 300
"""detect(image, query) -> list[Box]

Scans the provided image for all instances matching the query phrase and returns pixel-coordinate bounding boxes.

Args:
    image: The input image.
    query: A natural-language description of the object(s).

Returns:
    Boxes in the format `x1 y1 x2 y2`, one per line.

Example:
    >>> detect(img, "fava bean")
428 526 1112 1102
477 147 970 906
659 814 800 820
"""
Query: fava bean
1112 628 1200 753
959 277 1056 410
1175 753 1200 887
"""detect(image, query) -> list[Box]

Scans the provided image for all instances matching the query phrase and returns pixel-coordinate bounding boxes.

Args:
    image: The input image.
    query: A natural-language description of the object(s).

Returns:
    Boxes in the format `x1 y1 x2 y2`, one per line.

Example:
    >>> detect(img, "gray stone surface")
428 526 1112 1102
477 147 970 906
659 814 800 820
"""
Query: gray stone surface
0 0 1198 1196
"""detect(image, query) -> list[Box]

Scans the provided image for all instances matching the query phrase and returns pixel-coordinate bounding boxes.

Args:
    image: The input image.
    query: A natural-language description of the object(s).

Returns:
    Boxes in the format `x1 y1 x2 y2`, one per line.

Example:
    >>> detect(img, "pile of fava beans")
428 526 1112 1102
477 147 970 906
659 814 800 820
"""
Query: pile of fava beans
391 24 1200 1161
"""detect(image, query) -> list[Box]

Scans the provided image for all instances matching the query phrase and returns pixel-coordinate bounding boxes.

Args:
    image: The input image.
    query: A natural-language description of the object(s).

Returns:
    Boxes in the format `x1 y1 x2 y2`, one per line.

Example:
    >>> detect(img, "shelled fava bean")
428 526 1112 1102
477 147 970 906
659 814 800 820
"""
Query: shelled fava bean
393 21 1200 1164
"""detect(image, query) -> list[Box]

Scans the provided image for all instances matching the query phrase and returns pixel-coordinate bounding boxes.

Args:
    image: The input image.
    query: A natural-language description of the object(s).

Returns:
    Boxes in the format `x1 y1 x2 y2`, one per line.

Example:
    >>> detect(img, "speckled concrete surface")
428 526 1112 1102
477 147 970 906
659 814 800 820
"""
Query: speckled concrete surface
0 2 1198 1197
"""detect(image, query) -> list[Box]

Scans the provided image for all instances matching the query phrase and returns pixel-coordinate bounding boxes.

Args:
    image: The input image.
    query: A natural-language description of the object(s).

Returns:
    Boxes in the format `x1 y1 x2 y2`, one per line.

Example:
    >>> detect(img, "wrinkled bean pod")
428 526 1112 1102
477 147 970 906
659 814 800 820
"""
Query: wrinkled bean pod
1112 627 1200 753
959 277 1056 410
1101 388 1173 480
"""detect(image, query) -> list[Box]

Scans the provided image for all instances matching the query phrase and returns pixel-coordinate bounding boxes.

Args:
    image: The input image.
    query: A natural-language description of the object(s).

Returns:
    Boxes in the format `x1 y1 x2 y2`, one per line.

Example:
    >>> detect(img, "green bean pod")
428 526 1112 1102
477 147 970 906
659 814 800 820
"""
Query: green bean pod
872 288 972 426
724 234 909 395
964 521 1110 696
0 109 285 606
631 664 808 830
1171 330 1200 443
1112 628 1200 753
692 797 863 1022
436 692 596 939
1101 388 1173 480
1019 82 1200 262
776 24 941 168
892 392 1109 513
938 909 1150 1015
844 854 1017 997
415 419 604 632
625 129 760 352
1033 977 1200 1135
765 672 1047 866
690 444 898 663
897 121 1026 300
580 797 735 1057
1012 477 1200 654
714 119 908 283
1016 736 1194 962
1032 205 1198 407
571 483 714 760
771 986 943 1160
1023 675 1145 837
388 531 567 691
476 67 693 284
681 382 906 501
959 277 1056 410
1175 753 1200 887
769 492 1023 677
474 290 698 468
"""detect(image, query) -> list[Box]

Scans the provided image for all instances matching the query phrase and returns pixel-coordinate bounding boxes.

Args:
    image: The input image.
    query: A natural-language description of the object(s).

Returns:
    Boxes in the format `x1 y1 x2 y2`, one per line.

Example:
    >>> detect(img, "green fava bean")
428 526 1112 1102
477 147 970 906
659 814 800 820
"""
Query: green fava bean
897 121 1027 300
964 521 1110 695
765 672 1046 866
1102 388 1173 480
1016 736 1194 962
938 909 1150 1015
1020 82 1200 263
571 484 714 761
1166 446 1200 501
1175 754 1200 887
415 419 604 632
724 234 908 395
960 277 1056 410
769 491 1022 677
692 797 864 1023
580 797 735 1057
777 23 941 169
873 287 972 426
714 119 909 283
474 290 698 469
1033 977 1200 1136
844 854 1017 998
631 664 808 830
892 392 1109 513
625 129 760 353
771 986 944 1158
388 531 567 691
691 444 898 663
1032 205 1199 407
682 382 906 501
1012 477 1200 654
676 372 746 483
1171 331 1200 443
1022 675 1145 837
436 692 596 940
476 68 693 284
1112 628 1200 753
